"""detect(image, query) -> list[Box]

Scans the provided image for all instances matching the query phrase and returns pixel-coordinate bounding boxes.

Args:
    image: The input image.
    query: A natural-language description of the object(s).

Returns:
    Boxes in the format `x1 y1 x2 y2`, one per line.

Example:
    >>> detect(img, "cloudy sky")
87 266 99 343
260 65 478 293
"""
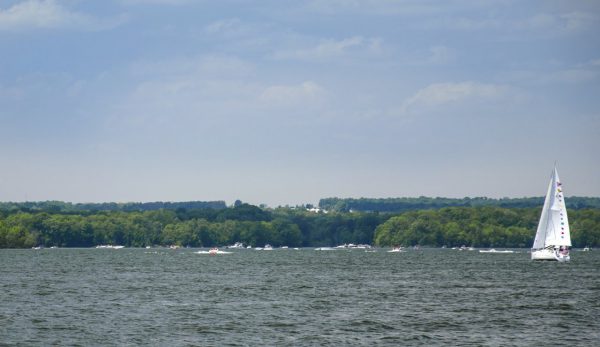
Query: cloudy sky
1 0 599 206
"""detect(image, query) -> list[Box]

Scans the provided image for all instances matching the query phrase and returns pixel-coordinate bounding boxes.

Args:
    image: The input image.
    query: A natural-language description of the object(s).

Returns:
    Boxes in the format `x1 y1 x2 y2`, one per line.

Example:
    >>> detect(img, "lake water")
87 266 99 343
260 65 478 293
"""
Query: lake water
1 248 599 346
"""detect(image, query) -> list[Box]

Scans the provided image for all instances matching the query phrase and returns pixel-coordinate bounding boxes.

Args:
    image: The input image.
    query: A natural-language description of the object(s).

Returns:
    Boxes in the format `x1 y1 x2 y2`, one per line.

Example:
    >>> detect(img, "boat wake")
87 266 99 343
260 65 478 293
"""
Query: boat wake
195 249 232 255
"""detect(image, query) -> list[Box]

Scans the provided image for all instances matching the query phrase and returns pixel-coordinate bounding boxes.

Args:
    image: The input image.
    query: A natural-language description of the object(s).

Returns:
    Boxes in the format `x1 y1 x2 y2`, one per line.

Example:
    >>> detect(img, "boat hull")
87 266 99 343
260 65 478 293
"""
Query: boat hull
531 248 570 262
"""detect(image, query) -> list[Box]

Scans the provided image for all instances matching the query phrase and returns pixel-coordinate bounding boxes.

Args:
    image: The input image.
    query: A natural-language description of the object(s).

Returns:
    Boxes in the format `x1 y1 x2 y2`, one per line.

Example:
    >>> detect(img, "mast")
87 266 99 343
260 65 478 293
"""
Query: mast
532 169 554 250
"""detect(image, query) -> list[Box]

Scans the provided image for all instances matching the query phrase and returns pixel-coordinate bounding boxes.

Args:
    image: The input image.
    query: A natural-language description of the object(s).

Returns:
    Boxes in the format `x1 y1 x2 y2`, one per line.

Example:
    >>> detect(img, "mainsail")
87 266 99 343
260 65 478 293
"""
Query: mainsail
532 167 571 250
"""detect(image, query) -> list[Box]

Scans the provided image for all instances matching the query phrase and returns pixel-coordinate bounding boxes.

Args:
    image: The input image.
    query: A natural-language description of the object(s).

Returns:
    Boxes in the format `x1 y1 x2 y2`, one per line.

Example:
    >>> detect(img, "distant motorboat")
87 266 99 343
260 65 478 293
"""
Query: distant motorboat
96 245 124 249
335 243 372 249
582 247 590 252
387 247 404 253
315 247 335 251
226 242 245 249
263 244 273 251
196 248 231 255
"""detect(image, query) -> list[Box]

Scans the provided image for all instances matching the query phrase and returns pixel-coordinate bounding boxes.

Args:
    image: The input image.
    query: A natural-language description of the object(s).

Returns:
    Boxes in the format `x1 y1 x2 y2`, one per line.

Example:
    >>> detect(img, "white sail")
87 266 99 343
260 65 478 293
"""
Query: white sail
532 176 553 249
547 168 571 246
532 167 571 250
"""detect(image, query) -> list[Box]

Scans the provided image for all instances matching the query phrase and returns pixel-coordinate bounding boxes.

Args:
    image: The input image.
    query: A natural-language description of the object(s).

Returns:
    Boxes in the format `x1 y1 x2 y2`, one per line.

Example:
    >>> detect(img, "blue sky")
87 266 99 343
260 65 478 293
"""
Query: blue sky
1 0 599 206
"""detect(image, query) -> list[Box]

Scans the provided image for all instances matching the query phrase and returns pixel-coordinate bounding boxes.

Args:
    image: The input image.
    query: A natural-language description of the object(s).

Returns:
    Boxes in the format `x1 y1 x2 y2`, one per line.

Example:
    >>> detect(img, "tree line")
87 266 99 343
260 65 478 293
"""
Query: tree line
0 200 227 213
319 196 600 212
374 207 600 248
1 203 599 249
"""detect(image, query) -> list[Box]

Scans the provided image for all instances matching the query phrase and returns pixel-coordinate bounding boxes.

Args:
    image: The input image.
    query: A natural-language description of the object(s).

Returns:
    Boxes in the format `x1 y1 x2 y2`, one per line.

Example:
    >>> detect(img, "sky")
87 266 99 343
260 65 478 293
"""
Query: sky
0 0 599 207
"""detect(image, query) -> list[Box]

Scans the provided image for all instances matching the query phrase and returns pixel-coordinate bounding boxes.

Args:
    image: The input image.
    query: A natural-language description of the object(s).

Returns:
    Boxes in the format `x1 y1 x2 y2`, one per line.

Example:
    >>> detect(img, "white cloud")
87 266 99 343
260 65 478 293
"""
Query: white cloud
259 81 325 107
205 18 242 35
119 0 192 5
305 0 447 16
111 57 330 129
272 36 381 62
0 84 23 102
440 11 599 37
427 45 456 65
131 55 254 78
558 12 599 33
546 69 600 84
521 12 598 34
504 62 600 86
400 81 511 114
0 0 126 31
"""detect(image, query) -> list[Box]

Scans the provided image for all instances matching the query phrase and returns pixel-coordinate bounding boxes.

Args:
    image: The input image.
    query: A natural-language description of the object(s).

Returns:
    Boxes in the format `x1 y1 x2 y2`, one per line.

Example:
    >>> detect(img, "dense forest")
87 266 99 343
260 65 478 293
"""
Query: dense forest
0 200 227 212
319 197 600 212
1 200 599 249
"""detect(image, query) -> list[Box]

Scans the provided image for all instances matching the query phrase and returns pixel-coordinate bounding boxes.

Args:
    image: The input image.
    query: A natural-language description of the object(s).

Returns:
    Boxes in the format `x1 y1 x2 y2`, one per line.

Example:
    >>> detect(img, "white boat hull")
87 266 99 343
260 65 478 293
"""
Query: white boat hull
531 248 570 262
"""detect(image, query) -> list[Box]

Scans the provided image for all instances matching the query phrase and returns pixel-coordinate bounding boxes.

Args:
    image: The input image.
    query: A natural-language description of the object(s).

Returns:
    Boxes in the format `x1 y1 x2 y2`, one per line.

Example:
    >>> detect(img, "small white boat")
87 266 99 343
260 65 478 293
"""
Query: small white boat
263 244 273 251
315 247 335 251
280 246 289 249
335 243 372 249
196 248 232 255
387 247 404 253
226 242 245 249
582 247 590 252
96 245 125 249
479 249 514 254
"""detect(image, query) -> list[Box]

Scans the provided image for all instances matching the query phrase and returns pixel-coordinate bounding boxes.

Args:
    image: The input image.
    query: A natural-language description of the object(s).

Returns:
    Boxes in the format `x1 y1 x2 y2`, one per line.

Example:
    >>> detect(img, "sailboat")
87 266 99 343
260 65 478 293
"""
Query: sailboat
531 166 571 262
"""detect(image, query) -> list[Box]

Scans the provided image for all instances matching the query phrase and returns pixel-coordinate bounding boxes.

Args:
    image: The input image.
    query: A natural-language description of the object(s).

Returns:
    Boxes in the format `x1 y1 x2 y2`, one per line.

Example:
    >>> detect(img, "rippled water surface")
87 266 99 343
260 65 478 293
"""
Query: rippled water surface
1 248 599 346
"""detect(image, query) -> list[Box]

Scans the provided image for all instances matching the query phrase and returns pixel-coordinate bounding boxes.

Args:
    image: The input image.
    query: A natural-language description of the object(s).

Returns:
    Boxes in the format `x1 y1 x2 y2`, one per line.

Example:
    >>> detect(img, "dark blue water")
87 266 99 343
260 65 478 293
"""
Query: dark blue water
1 248 599 346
